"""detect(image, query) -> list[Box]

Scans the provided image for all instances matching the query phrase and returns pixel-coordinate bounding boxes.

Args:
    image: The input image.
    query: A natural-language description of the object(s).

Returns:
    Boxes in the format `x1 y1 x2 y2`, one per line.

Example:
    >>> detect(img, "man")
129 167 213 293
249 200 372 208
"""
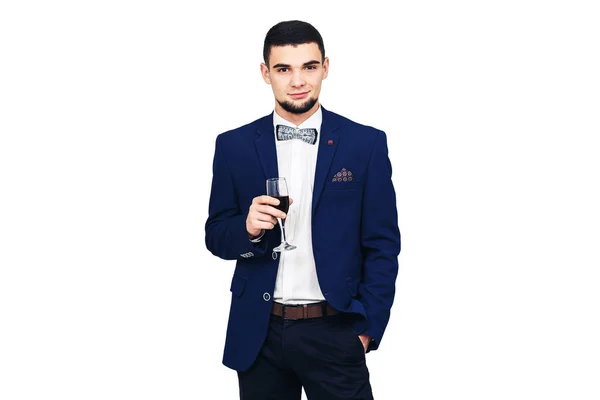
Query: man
205 20 400 400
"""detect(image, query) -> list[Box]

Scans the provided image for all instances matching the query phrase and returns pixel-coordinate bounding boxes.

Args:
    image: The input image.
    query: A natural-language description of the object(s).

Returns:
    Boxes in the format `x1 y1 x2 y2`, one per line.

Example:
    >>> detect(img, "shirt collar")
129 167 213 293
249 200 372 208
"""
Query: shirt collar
272 105 322 135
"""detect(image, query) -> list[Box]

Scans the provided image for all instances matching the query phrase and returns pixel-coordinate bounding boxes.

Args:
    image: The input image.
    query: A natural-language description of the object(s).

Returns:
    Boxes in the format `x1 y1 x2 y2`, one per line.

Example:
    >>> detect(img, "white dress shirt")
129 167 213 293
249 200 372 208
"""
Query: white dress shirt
272 106 325 305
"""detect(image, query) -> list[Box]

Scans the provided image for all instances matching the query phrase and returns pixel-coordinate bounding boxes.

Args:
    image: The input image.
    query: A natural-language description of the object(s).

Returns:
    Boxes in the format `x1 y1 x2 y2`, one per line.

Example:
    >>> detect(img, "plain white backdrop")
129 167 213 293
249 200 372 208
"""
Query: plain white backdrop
1 1 599 399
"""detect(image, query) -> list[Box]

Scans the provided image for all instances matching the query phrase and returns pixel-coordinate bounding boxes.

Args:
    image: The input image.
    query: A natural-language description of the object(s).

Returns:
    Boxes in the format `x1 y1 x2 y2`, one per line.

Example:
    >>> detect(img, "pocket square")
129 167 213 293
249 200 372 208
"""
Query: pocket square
332 168 354 182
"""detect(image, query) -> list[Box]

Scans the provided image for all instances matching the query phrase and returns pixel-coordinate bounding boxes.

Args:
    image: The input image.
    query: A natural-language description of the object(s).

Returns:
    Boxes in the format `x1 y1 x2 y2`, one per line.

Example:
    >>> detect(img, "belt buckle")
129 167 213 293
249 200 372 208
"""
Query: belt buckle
282 304 309 320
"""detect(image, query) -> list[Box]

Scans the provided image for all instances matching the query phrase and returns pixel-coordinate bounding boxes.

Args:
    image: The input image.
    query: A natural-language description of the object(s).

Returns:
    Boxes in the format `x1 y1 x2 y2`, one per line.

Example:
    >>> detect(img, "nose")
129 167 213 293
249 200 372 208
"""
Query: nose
290 70 305 88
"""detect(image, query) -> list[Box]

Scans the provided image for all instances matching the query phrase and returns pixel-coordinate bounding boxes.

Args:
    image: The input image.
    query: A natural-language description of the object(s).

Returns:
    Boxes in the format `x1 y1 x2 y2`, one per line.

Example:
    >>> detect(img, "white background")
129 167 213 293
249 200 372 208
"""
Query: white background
1 1 599 399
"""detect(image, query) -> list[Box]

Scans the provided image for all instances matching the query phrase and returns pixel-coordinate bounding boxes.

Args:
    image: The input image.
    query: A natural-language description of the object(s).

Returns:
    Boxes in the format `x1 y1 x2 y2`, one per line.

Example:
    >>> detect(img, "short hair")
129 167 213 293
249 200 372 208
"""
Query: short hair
263 20 326 67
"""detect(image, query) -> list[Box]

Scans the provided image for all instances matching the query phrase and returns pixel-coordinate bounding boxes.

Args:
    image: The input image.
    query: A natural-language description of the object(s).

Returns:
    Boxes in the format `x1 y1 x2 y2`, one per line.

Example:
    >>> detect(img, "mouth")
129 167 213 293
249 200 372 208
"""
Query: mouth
289 91 309 100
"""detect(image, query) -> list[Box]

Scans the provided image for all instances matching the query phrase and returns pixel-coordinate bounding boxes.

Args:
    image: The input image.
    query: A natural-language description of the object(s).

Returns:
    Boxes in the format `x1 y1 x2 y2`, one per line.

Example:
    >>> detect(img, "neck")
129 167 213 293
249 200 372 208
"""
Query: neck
275 102 320 126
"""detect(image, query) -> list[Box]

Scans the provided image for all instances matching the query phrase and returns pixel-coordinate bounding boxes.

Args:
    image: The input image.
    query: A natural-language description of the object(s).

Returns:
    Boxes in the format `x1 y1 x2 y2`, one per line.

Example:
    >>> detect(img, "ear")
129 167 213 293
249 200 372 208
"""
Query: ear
260 63 271 84
322 57 329 80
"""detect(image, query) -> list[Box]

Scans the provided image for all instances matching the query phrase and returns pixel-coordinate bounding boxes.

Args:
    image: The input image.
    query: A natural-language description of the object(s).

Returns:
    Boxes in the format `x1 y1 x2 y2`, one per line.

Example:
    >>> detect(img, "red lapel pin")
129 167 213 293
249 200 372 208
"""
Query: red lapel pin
327 140 333 146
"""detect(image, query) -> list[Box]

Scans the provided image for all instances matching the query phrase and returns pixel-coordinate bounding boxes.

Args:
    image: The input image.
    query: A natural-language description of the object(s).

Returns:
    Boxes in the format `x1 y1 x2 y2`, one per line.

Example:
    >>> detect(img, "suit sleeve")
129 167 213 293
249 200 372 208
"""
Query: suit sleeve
358 130 401 351
205 135 268 260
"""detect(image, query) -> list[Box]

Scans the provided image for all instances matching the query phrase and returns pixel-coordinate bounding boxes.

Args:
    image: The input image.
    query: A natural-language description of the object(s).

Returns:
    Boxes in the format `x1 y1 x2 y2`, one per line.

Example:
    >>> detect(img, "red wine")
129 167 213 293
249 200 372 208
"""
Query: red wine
274 195 290 214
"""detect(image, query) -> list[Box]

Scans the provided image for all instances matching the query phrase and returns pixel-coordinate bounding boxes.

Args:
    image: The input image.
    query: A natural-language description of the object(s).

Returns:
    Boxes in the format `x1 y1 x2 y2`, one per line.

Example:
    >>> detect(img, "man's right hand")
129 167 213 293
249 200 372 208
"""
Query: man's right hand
246 195 289 238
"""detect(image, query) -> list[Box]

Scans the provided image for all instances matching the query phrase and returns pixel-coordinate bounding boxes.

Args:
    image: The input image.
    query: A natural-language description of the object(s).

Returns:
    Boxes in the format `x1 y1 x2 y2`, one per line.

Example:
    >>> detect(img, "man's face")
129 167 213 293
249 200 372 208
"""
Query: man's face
261 42 329 116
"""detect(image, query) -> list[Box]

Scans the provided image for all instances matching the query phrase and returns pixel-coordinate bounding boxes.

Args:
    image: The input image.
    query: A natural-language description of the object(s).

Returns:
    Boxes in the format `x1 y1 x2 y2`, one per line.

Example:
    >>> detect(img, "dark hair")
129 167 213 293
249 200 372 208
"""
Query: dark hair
263 20 325 67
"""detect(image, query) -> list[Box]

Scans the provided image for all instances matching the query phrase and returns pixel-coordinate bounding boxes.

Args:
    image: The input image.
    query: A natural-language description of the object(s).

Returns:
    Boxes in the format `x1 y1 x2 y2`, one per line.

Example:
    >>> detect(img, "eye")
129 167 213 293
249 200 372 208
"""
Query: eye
306 65 317 70
277 68 289 73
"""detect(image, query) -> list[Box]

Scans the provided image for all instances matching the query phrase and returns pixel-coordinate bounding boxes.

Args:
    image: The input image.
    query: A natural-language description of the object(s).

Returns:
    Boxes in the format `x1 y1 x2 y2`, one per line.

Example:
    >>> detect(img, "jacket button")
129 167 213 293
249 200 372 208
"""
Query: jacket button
263 293 271 301
272 252 278 260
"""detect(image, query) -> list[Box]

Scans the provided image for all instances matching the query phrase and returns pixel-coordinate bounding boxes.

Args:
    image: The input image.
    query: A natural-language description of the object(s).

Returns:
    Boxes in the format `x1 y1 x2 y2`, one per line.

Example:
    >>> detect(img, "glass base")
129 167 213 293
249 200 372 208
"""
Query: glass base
273 242 297 252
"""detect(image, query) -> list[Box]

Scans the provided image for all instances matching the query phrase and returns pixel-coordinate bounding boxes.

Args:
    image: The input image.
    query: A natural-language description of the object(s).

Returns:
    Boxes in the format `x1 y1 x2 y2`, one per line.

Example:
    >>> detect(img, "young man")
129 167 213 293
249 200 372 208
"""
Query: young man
205 20 400 400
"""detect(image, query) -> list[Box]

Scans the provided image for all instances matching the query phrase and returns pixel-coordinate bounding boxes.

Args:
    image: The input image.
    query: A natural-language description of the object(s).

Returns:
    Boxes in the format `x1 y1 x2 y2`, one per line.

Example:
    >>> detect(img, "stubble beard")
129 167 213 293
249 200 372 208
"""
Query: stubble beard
277 96 318 115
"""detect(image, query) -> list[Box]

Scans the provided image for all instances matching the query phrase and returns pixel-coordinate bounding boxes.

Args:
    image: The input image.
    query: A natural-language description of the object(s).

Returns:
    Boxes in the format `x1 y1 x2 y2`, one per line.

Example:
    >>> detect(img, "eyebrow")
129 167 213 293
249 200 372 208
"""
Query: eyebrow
272 60 321 69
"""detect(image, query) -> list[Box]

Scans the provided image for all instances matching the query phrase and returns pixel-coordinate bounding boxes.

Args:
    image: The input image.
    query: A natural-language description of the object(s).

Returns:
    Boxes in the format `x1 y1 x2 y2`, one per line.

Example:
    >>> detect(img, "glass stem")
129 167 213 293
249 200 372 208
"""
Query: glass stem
279 218 287 244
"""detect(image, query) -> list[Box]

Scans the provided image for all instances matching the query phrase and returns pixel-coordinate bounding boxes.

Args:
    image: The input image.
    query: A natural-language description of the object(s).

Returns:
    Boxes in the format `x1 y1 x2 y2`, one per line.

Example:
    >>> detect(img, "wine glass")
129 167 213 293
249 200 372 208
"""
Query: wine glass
266 177 296 252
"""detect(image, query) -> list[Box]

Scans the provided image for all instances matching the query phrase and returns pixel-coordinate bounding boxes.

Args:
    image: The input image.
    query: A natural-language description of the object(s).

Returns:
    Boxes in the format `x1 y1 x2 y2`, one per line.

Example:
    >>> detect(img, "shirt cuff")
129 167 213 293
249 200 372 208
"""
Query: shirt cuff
249 230 265 243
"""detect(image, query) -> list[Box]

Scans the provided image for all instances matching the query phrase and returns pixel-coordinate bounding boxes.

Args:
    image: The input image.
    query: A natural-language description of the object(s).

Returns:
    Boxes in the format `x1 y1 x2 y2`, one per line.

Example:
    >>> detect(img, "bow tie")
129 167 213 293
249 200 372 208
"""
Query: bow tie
276 124 318 145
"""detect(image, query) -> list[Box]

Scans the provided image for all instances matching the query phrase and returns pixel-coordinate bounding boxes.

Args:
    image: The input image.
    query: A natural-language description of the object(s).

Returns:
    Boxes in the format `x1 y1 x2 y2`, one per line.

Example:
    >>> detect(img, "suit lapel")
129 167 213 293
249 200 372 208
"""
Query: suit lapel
254 108 340 214
312 107 340 215
254 112 279 180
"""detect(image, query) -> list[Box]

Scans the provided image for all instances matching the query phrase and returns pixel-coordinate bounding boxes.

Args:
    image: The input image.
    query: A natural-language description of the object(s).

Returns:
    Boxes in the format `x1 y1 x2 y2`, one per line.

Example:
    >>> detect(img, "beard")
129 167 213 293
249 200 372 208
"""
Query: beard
277 96 318 115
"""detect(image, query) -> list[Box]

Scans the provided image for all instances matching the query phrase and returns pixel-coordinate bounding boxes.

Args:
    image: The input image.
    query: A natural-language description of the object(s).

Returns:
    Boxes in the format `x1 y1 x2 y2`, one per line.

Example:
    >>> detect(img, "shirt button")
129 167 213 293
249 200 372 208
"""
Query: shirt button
263 293 271 301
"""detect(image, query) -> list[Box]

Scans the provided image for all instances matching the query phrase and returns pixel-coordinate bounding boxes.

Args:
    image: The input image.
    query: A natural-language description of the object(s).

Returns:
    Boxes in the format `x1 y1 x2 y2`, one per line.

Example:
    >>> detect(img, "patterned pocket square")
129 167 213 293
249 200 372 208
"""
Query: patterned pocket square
332 168 354 182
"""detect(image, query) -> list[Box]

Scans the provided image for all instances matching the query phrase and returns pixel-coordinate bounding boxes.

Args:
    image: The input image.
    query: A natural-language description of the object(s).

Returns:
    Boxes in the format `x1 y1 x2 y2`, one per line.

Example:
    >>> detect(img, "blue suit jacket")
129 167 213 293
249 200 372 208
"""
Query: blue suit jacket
205 106 400 371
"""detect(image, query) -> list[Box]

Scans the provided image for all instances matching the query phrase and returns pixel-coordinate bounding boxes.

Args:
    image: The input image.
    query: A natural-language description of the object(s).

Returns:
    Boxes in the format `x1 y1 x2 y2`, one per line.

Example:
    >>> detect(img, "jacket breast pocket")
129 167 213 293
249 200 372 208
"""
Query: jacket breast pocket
324 180 361 192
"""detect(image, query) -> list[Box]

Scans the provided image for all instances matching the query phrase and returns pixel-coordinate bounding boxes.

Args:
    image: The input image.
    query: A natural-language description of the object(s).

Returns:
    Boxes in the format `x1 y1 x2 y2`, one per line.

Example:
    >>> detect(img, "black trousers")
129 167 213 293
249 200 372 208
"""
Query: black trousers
237 312 374 400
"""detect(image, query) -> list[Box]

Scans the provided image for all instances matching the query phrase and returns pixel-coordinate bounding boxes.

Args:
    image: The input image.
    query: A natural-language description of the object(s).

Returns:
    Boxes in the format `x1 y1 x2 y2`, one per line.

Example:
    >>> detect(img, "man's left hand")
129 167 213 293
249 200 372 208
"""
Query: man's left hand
358 334 370 353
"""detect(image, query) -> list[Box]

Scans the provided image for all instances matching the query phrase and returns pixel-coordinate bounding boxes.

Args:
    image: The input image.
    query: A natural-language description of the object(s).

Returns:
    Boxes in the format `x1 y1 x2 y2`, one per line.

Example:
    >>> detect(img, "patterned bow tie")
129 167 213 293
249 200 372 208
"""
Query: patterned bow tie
276 124 318 145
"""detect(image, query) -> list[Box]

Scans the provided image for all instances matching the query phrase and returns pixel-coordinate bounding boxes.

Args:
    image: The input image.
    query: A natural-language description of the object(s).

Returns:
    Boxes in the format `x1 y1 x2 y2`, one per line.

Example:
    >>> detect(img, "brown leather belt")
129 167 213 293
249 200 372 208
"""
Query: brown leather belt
271 301 339 320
